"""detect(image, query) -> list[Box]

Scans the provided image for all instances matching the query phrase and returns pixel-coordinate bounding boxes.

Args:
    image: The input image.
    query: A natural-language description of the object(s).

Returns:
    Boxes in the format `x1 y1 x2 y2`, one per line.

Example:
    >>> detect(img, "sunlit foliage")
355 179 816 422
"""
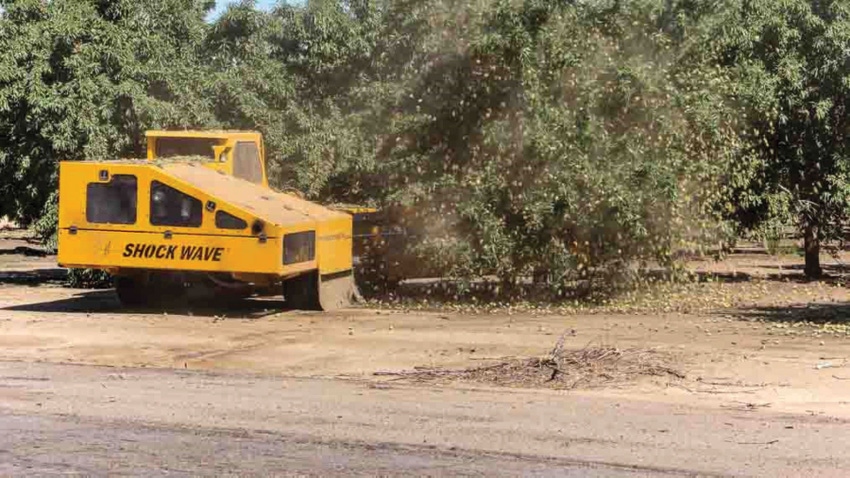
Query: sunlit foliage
3 0 846 294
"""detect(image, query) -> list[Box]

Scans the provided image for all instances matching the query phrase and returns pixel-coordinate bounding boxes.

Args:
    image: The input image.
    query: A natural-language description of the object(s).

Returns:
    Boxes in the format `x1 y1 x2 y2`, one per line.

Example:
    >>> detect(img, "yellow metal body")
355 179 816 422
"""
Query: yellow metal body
57 131 354 307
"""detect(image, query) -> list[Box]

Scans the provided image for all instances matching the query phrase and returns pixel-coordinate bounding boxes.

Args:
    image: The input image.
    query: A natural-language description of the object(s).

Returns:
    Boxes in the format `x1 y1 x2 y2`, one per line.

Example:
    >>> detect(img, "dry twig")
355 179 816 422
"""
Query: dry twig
373 341 685 390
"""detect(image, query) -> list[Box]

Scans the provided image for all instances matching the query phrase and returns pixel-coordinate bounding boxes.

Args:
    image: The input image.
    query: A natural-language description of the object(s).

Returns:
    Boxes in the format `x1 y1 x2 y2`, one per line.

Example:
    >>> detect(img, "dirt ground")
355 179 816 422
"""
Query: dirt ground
3 277 850 418
3 229 850 475
3 232 850 412
0 228 64 283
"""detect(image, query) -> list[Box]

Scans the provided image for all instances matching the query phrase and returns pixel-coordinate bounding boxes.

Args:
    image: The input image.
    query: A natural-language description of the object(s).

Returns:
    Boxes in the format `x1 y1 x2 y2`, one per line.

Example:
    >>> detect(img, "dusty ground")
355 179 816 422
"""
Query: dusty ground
0 228 64 283
2 229 850 475
3 278 850 418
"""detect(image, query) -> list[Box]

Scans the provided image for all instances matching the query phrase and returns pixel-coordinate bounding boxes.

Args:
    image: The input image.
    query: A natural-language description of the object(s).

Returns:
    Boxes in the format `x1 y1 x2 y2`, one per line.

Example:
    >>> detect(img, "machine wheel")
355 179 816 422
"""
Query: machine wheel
203 273 254 304
115 272 186 307
114 275 150 307
283 271 321 311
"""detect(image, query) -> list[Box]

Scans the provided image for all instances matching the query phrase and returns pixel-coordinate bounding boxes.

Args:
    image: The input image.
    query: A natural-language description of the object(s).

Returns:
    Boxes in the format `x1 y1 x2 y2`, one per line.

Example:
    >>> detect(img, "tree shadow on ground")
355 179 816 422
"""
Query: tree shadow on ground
754 263 850 274
2 289 291 319
737 303 850 324
0 269 67 285
378 279 593 303
372 268 842 304
679 271 753 283
692 269 850 285
0 246 48 257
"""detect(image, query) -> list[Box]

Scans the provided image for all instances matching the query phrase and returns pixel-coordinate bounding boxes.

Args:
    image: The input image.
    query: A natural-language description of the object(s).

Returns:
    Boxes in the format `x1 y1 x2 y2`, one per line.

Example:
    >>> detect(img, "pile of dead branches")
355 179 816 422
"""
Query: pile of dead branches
528 336 685 389
375 335 685 390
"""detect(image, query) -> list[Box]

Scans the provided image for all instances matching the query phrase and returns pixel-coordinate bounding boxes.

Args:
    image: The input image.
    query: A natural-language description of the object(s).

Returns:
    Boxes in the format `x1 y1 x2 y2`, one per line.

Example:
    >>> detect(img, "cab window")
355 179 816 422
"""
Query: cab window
155 138 218 159
150 181 203 227
284 231 316 264
233 142 263 184
87 175 137 225
215 211 247 230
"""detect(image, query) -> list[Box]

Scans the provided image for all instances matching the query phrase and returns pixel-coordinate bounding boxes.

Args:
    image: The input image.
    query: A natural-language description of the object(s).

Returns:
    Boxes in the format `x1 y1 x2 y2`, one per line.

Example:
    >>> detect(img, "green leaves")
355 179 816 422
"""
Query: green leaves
716 0 850 275
9 0 846 294
342 0 742 294
0 0 217 223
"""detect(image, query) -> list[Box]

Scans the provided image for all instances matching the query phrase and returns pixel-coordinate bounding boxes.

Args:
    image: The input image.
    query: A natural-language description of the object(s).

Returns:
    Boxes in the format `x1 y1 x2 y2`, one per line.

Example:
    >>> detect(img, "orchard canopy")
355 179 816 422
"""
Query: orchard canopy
2 0 849 289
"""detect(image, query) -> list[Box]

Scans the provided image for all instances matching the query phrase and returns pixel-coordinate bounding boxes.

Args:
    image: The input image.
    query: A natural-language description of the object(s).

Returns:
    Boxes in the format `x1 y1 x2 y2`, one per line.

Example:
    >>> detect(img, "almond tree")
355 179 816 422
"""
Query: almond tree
719 0 850 278
0 0 215 224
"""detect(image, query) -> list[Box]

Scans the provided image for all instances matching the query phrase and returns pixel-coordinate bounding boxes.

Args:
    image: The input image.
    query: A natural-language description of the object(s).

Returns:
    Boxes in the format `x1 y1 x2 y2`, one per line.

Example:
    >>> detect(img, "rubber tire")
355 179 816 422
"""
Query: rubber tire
115 272 186 308
114 275 149 307
283 271 321 311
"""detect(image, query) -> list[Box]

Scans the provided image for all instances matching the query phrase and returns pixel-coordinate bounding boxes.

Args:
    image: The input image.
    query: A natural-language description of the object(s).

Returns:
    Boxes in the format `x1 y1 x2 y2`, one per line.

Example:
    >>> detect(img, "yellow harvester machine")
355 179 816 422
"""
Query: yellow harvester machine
57 130 357 310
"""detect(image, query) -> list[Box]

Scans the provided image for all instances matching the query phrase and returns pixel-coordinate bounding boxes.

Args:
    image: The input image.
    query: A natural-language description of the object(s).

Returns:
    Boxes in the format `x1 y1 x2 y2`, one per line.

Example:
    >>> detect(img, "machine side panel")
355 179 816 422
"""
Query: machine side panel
58 161 285 275
58 162 88 231
57 159 350 279
316 216 354 276
58 228 283 275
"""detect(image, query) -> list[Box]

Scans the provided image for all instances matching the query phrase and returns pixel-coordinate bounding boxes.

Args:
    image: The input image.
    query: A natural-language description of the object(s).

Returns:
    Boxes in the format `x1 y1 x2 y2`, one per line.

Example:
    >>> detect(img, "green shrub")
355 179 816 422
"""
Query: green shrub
66 268 113 289
32 192 58 253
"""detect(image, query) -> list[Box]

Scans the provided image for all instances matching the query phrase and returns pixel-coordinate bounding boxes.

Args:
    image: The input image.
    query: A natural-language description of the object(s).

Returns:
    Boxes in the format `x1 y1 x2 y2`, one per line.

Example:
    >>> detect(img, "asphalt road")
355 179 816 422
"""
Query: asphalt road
1 412 660 477
1 361 847 477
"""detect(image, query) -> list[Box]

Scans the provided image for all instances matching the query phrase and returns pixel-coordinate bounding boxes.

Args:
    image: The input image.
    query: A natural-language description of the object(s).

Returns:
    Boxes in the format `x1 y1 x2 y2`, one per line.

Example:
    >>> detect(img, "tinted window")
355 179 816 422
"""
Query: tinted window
284 231 316 265
215 211 247 230
155 137 218 159
87 175 137 224
150 181 203 227
233 142 263 184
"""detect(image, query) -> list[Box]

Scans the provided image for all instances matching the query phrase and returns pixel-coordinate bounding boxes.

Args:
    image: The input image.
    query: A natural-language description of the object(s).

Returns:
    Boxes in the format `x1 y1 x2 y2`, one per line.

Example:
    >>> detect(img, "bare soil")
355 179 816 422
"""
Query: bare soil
4 230 850 474
0 228 63 283
2 251 850 418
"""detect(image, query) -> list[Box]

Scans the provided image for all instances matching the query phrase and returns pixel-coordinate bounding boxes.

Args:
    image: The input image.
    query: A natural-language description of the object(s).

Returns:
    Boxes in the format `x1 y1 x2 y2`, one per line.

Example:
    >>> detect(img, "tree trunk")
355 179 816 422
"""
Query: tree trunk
803 223 822 279
532 266 549 285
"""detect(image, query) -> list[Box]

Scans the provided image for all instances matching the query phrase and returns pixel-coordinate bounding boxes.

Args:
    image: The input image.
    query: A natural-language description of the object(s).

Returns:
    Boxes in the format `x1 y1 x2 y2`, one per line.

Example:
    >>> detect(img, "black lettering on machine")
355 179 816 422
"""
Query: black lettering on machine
122 243 223 262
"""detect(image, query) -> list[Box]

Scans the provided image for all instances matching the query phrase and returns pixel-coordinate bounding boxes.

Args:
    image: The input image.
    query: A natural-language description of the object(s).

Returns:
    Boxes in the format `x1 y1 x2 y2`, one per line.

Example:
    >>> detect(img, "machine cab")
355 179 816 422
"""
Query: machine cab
145 131 268 188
